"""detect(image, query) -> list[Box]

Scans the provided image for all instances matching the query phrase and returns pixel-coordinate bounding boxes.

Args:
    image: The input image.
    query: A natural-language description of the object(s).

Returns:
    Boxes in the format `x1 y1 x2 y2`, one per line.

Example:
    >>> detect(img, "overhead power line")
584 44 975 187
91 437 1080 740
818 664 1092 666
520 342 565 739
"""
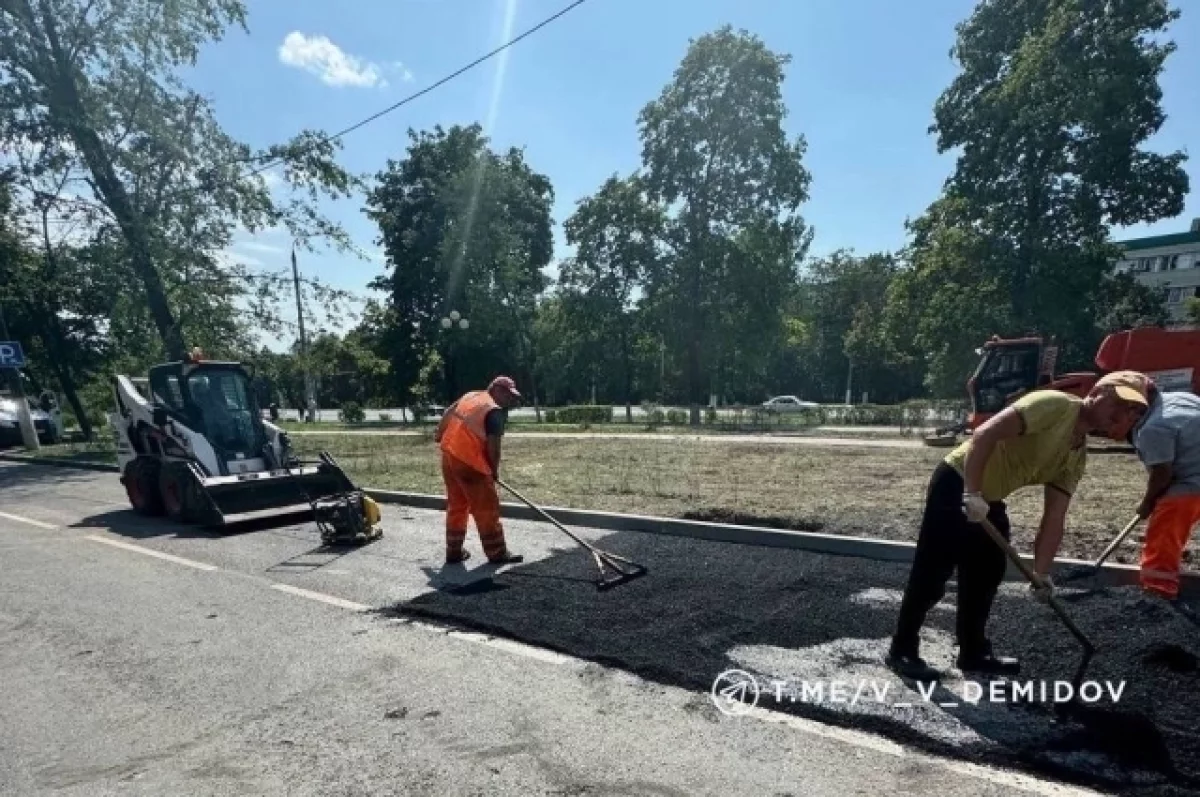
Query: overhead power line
242 0 593 182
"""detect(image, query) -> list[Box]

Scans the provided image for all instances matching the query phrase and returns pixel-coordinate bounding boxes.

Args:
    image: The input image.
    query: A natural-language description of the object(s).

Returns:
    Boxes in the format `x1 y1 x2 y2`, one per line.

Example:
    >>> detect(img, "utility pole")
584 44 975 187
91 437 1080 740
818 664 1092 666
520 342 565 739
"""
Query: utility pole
0 302 40 451
844 362 854 406
291 245 316 422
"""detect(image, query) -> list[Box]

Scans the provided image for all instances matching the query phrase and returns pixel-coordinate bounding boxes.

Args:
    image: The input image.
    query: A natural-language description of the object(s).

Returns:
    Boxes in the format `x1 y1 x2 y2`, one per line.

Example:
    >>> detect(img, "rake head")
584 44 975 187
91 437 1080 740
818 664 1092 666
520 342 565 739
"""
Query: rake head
590 549 648 591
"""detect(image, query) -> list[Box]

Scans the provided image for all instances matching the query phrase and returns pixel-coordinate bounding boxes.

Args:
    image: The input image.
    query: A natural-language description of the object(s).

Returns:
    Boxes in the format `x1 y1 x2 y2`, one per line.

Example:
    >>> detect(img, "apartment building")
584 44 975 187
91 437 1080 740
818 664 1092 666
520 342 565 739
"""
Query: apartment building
1113 218 1200 324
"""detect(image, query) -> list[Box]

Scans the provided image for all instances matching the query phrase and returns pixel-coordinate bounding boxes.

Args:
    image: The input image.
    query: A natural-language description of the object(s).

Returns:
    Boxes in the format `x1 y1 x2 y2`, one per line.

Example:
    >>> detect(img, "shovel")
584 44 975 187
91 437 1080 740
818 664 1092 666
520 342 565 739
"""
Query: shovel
1058 514 1142 583
976 516 1097 693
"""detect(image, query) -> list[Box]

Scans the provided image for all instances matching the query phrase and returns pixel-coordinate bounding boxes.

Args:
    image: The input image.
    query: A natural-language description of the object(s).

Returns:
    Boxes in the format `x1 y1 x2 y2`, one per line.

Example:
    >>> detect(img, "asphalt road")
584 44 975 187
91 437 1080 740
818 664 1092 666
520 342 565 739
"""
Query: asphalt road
0 462 1178 797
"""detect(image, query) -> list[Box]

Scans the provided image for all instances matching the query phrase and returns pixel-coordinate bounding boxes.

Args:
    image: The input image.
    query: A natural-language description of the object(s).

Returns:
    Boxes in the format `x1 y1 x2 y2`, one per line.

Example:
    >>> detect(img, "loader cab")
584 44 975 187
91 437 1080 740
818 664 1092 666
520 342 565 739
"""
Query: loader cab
966 337 1051 427
148 361 268 471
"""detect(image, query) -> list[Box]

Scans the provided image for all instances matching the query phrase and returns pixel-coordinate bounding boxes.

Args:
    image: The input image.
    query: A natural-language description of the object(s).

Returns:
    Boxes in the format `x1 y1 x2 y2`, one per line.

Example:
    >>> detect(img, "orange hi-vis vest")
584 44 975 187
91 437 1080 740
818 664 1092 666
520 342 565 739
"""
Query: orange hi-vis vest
440 391 500 475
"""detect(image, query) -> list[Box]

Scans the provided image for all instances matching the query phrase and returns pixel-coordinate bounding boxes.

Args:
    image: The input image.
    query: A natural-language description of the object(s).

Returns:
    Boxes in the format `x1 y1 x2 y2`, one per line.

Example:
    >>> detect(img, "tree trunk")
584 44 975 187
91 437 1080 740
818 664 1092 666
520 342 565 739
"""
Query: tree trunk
28 0 186 360
22 299 94 441
619 323 634 423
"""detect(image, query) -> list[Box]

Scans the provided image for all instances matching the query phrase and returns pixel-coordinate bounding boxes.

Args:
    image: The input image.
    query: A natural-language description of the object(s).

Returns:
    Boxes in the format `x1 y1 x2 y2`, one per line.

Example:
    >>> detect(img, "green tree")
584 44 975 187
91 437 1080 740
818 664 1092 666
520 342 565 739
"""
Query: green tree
562 175 663 419
793 250 917 403
884 0 1184 394
638 26 812 423
366 124 553 404
1 0 359 360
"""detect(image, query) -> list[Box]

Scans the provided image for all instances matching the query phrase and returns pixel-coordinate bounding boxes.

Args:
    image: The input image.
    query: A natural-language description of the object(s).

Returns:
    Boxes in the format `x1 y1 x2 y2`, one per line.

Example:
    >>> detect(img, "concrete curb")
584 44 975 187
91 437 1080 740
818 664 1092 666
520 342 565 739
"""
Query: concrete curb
366 488 1191 592
3 452 1190 593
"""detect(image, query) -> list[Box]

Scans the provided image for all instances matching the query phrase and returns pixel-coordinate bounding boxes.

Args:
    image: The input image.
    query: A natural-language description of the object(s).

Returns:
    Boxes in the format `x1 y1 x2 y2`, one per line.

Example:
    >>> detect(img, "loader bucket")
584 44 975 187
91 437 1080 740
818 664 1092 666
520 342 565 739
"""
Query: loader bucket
197 461 355 526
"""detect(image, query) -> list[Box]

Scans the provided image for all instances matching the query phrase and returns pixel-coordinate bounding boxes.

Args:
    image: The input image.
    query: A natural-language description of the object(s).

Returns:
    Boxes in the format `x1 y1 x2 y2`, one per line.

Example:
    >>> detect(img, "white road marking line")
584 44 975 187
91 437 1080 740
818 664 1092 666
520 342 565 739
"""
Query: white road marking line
84 535 219 571
742 704 1103 796
270 583 370 612
0 511 58 530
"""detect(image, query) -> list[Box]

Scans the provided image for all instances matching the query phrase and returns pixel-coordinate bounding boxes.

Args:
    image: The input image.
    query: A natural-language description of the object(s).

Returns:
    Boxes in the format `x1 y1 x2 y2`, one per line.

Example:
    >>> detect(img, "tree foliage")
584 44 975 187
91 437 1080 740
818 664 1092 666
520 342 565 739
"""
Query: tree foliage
881 0 1182 393
637 26 812 421
366 124 553 404
0 0 360 362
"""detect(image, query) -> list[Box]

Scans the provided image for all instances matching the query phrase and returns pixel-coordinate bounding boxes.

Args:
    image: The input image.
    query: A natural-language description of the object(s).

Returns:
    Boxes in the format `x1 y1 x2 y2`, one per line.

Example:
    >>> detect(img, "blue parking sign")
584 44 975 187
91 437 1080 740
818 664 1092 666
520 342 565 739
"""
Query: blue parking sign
0 341 26 368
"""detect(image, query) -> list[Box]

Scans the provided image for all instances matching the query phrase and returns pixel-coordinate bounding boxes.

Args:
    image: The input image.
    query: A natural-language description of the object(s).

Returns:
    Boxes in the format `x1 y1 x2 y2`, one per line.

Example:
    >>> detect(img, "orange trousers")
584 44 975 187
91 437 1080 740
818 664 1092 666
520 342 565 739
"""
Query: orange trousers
441 453 510 561
1140 494 1200 600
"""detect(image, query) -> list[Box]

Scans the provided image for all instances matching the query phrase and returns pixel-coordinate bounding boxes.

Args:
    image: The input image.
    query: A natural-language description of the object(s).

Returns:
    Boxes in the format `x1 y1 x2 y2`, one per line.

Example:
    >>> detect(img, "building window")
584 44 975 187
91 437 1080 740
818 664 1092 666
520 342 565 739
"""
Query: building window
1193 286 1200 298
1167 287 1183 304
1167 254 1180 270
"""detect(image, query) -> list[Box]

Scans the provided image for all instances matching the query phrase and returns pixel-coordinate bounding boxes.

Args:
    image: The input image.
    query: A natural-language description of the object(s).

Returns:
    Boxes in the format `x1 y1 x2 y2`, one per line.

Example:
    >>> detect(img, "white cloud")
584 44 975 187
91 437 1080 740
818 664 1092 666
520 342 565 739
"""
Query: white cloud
278 32 387 88
391 61 415 83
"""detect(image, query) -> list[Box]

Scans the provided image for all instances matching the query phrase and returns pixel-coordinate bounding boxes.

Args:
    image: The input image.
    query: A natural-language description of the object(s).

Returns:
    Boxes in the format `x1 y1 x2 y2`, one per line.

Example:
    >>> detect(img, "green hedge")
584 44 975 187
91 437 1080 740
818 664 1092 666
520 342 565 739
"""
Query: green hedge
338 401 365 424
543 405 613 424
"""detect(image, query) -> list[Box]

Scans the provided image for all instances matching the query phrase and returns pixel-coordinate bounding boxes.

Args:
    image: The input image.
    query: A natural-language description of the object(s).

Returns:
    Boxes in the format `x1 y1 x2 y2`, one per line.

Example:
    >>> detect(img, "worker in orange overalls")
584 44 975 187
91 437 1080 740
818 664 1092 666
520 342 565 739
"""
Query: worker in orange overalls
1131 381 1200 601
434 376 524 565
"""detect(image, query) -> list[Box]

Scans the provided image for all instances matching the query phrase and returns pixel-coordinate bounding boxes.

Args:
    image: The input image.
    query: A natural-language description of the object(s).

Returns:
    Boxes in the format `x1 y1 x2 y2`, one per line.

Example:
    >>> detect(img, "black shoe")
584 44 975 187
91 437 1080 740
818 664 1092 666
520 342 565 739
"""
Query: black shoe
885 651 941 682
489 551 524 565
446 550 471 565
956 652 1020 676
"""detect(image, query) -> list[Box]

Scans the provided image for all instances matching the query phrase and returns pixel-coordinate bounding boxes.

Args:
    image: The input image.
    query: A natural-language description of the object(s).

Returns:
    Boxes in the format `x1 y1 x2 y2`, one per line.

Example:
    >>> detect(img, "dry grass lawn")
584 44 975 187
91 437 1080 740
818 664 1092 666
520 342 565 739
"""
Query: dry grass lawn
291 434 1182 564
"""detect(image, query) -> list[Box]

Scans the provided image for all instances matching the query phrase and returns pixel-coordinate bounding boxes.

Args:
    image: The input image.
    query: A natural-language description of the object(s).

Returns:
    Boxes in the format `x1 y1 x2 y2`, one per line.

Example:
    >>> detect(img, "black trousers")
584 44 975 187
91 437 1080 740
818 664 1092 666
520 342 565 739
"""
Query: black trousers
892 462 1011 659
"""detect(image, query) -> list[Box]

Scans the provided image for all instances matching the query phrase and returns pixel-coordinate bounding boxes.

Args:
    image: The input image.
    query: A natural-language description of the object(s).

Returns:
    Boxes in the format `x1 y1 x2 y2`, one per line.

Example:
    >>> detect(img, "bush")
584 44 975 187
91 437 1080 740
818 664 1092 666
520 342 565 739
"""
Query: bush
553 405 612 424
338 401 366 424
379 412 392 422
704 407 718 425
666 409 688 425
544 409 559 424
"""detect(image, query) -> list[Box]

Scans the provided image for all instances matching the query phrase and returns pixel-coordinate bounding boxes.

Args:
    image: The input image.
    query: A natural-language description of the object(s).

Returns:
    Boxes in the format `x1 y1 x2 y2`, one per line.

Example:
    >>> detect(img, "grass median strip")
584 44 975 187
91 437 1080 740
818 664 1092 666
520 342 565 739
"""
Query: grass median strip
289 434 1167 563
23 433 1181 563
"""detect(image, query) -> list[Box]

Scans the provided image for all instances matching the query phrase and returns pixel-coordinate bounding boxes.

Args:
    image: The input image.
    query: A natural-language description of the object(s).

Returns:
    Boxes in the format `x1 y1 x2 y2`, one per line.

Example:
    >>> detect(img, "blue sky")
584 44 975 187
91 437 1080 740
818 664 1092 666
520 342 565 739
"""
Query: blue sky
185 0 1200 345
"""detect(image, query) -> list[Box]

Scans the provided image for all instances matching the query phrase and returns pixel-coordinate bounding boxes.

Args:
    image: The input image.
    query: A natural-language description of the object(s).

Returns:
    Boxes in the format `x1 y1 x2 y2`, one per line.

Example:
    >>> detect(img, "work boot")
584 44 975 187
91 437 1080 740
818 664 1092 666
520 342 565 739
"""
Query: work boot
885 646 940 682
446 550 471 565
956 651 1021 676
489 551 524 565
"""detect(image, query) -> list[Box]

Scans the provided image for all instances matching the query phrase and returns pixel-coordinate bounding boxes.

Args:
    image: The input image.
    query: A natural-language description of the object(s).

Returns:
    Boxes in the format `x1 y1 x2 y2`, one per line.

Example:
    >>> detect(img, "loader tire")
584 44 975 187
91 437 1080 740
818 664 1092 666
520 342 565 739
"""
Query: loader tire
125 457 165 516
159 463 202 523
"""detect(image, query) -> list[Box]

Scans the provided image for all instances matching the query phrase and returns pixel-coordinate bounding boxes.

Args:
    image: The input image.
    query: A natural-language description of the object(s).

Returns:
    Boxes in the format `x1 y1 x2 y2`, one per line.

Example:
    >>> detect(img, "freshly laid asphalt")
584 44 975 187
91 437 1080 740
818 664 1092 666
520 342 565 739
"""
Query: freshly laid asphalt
2 460 1197 796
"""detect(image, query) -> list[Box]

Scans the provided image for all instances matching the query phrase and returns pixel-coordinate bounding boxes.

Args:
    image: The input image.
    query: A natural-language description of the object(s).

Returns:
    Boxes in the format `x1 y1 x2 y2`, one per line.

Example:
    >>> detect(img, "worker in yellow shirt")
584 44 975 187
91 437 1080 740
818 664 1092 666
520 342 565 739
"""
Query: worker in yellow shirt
886 372 1151 681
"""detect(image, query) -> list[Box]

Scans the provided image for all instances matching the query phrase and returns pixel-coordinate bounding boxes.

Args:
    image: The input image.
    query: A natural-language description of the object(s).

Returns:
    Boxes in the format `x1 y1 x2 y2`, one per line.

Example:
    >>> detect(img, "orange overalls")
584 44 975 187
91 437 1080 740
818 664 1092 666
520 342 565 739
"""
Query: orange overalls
438 391 511 562
1141 495 1200 600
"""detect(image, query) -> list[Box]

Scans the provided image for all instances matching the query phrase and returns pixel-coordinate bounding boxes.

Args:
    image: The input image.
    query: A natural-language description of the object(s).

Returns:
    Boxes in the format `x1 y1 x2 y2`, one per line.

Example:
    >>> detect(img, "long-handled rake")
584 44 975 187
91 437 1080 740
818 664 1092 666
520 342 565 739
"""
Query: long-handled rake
497 478 647 591
1058 514 1142 584
977 516 1097 698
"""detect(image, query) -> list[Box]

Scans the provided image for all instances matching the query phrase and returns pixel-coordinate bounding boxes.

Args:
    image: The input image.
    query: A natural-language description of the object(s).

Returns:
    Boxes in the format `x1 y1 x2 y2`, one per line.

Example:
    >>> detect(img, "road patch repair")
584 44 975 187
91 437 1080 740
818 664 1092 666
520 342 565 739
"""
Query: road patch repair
380 527 1200 795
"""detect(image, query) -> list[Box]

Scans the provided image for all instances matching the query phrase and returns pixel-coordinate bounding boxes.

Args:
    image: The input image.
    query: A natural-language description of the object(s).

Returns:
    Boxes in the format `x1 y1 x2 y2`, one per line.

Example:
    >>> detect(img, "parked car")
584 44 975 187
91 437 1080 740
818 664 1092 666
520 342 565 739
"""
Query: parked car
761 395 820 413
0 391 64 446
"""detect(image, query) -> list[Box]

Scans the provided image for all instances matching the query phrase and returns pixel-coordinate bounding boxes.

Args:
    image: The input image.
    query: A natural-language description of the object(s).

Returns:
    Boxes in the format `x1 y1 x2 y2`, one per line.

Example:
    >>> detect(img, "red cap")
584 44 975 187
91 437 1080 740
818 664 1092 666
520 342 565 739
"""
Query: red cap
489 376 521 398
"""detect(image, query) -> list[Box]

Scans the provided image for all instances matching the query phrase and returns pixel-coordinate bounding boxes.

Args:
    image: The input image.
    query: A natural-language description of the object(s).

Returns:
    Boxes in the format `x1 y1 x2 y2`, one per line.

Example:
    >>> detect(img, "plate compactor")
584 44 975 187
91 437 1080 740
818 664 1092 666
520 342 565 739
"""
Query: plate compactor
108 350 382 546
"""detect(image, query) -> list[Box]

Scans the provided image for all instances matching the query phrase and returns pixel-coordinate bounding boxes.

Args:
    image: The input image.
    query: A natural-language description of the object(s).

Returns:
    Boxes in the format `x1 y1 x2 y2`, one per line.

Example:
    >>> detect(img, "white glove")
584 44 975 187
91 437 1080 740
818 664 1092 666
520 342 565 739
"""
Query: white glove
1030 575 1055 604
962 492 989 523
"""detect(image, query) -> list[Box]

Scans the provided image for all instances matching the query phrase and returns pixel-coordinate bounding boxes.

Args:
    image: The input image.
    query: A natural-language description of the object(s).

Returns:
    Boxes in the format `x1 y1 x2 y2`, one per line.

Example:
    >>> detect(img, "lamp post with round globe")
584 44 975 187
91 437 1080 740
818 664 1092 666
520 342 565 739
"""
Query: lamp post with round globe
440 309 469 397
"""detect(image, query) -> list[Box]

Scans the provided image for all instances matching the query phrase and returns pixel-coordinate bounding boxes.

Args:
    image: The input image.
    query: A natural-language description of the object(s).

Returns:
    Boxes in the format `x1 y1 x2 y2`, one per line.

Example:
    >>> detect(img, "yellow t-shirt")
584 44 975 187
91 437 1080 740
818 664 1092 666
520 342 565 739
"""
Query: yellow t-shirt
944 390 1087 502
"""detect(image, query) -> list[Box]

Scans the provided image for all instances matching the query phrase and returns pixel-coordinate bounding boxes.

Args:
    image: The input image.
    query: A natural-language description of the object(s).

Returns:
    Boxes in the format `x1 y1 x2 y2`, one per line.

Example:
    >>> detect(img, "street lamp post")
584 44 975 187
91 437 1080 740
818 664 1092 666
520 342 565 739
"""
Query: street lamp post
440 310 469 399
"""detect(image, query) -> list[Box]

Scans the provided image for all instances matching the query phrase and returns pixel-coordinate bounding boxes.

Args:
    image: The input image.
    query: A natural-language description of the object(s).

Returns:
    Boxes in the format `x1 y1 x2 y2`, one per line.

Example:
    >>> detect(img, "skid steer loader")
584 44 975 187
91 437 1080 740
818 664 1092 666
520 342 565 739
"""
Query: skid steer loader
107 350 382 545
